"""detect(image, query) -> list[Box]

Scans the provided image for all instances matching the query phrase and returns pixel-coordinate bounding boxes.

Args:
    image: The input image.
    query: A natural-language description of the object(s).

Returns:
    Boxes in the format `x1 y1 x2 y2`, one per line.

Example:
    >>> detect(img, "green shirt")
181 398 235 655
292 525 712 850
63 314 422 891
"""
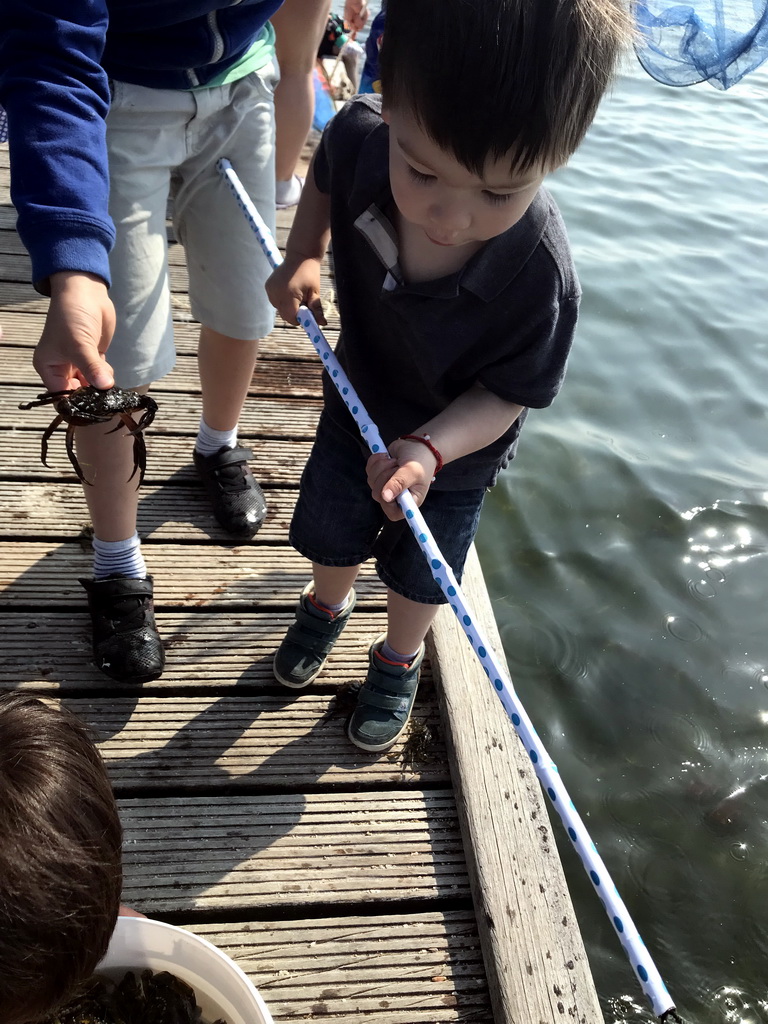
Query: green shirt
196 21 275 89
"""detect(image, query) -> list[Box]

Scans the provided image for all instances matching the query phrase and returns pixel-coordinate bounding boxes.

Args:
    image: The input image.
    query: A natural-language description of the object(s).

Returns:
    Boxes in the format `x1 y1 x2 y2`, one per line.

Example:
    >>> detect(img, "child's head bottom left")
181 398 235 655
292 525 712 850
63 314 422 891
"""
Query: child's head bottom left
0 692 123 1024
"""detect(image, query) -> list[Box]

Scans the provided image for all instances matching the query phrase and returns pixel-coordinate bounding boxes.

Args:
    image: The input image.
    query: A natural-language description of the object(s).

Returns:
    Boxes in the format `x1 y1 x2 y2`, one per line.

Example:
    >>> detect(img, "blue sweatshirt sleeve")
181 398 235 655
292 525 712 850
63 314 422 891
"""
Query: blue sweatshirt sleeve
0 0 114 293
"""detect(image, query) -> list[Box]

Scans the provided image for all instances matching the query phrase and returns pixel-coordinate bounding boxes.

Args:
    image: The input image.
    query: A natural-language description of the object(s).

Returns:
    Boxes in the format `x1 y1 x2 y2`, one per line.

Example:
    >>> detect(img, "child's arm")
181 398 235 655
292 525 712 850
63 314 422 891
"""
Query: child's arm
367 383 523 521
119 904 147 918
265 152 331 327
344 0 369 33
1 1 117 392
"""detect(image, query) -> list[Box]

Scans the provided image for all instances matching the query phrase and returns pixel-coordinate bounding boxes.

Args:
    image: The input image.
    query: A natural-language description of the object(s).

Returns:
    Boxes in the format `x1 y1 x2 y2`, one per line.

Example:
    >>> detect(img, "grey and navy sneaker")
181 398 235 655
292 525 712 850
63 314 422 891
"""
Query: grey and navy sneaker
273 582 357 689
80 574 165 684
194 445 267 538
347 636 425 752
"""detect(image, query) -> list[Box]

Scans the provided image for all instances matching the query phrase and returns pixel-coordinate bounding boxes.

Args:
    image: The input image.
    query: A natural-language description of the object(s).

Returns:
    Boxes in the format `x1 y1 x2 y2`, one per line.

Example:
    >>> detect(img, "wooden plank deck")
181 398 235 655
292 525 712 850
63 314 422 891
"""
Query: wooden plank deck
0 144 602 1023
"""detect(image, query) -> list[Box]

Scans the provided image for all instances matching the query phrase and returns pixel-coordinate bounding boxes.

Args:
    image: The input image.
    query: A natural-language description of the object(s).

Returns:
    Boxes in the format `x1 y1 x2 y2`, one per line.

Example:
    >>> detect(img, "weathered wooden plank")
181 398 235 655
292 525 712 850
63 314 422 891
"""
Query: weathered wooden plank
0 542 386 607
0 347 324 397
0 250 339 307
185 912 491 1023
0 211 289 257
429 547 604 1024
0 310 341 355
123 792 457 826
0 480 300 544
5 384 323 438
0 433 312 484
0 611 391 691
0 279 341 327
0 229 207 267
59 694 448 788
119 790 470 912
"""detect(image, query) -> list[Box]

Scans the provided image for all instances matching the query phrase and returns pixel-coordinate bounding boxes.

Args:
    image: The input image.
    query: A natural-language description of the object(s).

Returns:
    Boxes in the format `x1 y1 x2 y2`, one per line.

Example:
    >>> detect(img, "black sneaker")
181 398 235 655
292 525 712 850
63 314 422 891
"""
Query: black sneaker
273 582 357 689
194 445 267 538
80 574 165 683
347 636 425 752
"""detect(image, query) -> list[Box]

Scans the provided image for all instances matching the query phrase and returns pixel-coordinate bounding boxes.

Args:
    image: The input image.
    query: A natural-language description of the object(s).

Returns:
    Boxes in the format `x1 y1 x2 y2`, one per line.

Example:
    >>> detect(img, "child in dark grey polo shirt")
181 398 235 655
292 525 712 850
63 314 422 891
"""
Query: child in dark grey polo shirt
266 0 629 752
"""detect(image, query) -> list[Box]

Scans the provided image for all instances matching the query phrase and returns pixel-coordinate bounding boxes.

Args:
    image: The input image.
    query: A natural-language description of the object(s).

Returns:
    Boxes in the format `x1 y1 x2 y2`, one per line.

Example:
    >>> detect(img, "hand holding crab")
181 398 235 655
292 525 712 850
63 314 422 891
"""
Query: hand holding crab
19 385 158 486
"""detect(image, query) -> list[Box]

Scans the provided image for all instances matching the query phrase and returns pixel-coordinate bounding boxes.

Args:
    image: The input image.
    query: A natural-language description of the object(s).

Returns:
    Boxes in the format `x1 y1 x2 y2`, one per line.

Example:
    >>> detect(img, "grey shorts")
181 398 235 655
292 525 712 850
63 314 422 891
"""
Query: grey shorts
105 64 279 388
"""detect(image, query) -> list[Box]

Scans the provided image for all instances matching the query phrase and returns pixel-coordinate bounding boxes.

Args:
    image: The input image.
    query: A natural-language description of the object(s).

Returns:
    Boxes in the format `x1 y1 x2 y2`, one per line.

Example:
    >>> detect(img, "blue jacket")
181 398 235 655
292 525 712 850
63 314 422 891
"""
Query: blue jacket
0 0 282 290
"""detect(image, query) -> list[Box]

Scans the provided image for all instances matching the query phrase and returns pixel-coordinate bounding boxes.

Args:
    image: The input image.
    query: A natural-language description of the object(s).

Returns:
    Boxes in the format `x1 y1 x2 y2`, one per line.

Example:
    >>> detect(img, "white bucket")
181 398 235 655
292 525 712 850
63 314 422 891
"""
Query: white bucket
97 916 274 1024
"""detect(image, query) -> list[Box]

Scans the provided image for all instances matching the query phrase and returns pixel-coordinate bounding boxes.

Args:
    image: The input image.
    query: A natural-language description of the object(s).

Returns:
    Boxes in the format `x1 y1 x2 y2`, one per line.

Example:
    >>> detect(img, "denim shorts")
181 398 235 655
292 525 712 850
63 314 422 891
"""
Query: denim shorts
290 413 487 605
105 63 279 388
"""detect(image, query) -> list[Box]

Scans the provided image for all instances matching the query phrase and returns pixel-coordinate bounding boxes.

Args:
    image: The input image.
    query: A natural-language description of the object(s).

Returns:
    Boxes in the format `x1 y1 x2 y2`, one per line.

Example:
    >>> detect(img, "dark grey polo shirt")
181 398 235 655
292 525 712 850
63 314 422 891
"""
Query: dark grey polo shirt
313 94 580 490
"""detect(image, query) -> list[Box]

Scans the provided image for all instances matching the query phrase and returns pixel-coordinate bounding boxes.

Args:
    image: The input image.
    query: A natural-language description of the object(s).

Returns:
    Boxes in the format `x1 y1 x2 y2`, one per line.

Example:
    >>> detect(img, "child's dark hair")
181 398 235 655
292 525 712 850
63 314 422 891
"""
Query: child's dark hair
379 0 631 175
0 692 122 1024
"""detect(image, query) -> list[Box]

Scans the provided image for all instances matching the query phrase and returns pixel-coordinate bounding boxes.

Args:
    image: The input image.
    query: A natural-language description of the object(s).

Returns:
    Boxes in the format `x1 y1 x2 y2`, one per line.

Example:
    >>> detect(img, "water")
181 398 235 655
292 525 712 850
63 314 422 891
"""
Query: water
478 61 768 1024
334 7 768 1017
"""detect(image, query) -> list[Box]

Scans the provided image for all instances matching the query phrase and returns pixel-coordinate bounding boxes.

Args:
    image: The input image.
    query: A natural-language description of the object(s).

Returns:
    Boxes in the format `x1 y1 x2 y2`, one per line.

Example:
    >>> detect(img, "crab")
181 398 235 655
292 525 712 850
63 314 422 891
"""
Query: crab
46 977 115 1024
19 385 158 487
44 969 227 1024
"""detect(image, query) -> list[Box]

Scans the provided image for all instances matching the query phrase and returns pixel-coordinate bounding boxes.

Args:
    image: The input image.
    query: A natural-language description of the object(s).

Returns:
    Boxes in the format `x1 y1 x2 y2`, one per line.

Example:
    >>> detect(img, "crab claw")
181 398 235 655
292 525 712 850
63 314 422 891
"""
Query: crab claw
18 389 73 410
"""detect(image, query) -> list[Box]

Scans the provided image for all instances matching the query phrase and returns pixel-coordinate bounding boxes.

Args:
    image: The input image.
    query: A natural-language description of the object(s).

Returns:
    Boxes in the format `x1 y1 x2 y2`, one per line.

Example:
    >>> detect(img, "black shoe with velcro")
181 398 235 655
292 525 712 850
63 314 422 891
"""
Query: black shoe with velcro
80 574 165 683
273 583 356 689
194 445 267 538
347 637 425 752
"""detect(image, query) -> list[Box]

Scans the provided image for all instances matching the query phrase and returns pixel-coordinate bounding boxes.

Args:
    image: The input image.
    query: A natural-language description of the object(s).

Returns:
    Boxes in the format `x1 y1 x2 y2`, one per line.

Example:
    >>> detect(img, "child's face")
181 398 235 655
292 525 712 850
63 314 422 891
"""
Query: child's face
383 105 546 250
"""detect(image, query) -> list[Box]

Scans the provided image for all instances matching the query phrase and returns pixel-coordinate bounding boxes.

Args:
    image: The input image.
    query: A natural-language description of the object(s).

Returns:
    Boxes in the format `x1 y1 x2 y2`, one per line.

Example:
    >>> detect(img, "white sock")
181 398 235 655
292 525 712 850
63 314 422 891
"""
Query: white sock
275 174 303 207
92 532 147 581
380 638 420 665
195 417 238 457
311 591 352 615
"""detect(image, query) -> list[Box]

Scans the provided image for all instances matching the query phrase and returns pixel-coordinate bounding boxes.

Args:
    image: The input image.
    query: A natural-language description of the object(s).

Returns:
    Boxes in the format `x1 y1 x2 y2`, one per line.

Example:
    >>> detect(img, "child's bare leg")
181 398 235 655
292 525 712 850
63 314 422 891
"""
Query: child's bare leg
271 0 333 198
77 402 147 545
312 562 361 608
384 589 439 658
197 326 259 431
273 562 360 689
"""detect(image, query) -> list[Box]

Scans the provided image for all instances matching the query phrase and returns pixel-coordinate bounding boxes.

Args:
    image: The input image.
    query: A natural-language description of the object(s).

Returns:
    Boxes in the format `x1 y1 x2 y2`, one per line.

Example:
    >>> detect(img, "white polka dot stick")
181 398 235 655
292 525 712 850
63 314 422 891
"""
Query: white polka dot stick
218 158 677 1021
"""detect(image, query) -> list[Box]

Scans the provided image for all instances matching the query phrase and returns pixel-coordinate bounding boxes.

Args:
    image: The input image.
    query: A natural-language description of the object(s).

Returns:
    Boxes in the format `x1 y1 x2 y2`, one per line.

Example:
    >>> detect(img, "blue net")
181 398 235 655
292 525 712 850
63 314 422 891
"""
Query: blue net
633 0 768 88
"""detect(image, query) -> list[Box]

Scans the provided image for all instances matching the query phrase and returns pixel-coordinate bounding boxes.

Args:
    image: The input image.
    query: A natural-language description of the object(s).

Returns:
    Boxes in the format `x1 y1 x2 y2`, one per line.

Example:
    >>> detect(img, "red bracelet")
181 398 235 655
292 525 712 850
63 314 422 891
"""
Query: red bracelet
398 434 444 475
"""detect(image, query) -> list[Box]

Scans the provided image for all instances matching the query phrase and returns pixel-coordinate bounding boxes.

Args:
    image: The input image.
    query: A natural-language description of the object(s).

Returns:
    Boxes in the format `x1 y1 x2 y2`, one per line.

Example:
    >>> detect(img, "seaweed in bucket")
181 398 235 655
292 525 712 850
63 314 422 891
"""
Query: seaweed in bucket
43 968 227 1024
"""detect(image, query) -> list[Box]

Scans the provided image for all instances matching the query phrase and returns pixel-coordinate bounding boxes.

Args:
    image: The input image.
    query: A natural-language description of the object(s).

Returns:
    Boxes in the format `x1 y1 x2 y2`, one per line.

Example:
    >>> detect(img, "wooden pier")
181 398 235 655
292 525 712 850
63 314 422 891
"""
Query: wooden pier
0 143 603 1023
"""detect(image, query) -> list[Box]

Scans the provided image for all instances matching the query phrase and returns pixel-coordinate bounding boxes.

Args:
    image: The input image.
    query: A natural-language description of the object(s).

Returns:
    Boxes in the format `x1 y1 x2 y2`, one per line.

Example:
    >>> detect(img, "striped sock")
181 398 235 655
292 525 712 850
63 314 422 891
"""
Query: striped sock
195 417 238 457
92 532 147 581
